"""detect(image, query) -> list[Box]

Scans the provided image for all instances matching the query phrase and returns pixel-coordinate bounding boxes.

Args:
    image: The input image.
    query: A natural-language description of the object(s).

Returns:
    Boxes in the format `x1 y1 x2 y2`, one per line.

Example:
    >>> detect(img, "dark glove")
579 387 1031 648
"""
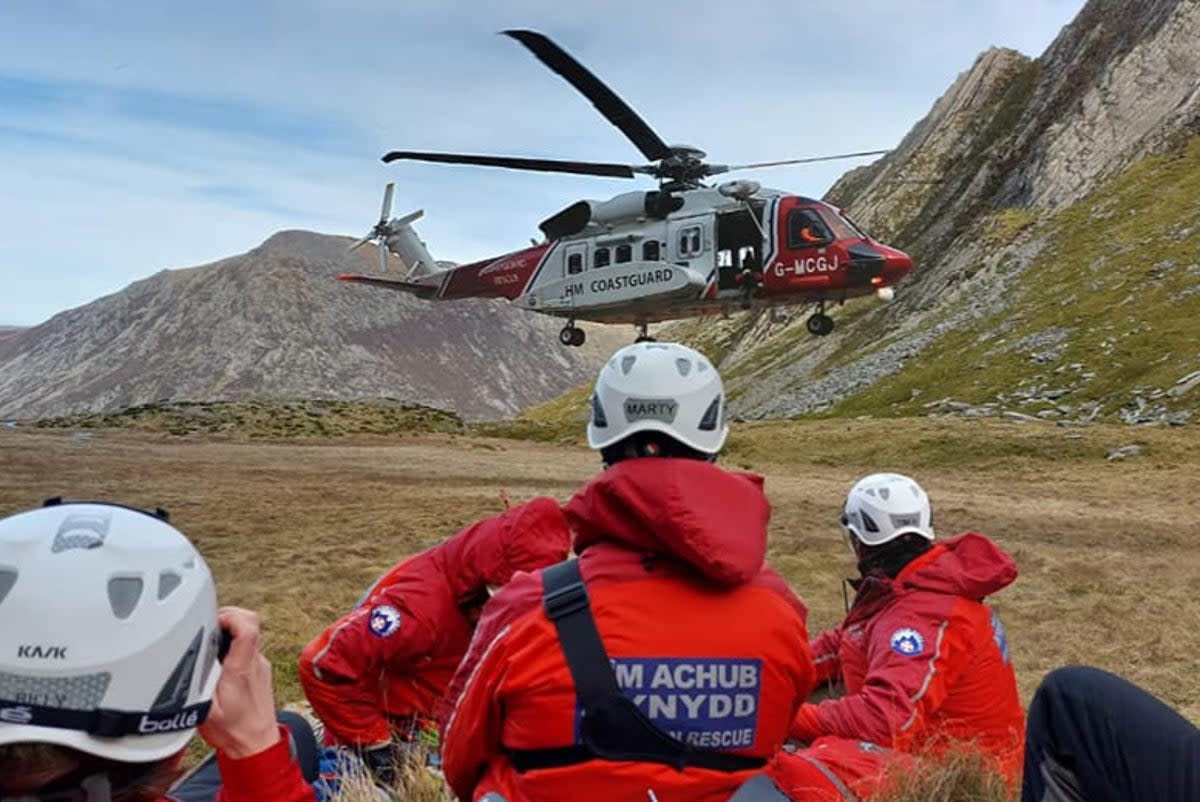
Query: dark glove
361 742 400 787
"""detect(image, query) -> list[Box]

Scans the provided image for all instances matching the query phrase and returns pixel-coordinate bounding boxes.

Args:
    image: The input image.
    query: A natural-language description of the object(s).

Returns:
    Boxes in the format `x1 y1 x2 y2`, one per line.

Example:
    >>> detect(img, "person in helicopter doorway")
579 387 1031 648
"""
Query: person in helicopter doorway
439 342 817 802
770 473 1026 800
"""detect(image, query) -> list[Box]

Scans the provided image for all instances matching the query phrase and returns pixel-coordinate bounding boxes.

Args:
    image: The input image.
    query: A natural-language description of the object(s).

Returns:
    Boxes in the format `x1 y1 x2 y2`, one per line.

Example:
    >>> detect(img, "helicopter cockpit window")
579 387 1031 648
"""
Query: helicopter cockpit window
678 226 703 258
594 247 611 269
823 208 862 241
643 241 661 261
615 244 632 264
787 209 833 249
837 210 870 239
567 253 584 275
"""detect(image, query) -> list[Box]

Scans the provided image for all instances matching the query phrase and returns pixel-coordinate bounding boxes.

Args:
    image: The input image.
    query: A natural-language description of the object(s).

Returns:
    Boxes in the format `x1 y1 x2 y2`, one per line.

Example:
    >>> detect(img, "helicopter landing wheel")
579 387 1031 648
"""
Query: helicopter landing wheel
806 312 835 337
559 324 586 347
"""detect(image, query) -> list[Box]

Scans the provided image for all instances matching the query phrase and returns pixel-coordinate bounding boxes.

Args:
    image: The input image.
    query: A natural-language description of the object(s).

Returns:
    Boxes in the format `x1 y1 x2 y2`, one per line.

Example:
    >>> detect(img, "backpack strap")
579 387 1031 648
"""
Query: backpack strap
508 559 764 774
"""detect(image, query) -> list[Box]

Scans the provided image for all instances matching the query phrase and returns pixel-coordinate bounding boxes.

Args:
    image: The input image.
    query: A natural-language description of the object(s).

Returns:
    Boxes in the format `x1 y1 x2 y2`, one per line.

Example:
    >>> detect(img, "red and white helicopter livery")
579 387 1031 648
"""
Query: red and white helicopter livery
342 30 914 347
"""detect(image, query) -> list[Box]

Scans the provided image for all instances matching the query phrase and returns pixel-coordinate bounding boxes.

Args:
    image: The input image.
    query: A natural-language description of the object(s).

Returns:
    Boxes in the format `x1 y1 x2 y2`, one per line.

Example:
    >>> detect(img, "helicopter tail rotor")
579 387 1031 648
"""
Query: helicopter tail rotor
348 183 439 278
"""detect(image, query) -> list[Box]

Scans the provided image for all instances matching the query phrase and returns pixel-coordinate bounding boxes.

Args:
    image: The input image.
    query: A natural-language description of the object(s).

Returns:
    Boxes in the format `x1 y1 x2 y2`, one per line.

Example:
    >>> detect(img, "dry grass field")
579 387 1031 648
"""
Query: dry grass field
2 416 1198 798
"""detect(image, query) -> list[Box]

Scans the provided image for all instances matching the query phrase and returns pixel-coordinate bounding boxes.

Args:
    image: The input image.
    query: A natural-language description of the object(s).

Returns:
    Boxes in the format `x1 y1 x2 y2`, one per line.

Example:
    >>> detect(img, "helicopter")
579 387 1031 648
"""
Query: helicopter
341 29 914 347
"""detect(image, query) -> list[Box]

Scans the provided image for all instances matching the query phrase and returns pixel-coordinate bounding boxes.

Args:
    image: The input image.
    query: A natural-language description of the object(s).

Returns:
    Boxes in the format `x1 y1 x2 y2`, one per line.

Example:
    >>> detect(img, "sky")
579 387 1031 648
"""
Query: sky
0 0 1088 326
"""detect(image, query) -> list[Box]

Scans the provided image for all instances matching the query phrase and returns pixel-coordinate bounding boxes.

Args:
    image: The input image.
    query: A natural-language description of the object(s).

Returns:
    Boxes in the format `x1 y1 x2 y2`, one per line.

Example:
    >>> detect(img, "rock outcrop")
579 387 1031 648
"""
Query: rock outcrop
678 0 1200 424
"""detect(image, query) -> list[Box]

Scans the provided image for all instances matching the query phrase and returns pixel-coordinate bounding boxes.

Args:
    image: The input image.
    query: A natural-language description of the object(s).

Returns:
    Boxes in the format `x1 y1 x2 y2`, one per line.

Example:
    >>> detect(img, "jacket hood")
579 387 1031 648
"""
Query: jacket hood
433 497 571 604
564 458 770 586
897 532 1018 599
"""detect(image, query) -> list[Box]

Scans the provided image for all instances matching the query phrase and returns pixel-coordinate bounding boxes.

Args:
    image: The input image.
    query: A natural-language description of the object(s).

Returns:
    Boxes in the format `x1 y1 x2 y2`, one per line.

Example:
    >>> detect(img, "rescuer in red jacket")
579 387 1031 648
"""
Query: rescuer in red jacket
771 473 1025 800
441 342 817 802
298 497 570 783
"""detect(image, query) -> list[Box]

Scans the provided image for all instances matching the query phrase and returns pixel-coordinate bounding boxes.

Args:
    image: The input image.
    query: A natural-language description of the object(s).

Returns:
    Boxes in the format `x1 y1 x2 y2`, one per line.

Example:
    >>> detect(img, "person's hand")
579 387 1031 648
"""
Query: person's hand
197 606 282 760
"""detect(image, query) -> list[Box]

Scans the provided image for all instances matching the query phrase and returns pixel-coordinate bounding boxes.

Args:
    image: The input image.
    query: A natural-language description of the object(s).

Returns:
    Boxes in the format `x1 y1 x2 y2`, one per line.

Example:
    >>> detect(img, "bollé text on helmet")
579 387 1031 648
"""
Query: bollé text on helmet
138 708 201 734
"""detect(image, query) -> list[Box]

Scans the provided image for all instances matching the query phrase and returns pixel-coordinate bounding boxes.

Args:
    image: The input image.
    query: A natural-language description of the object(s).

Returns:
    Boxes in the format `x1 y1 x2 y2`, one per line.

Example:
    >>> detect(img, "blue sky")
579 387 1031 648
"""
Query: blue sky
0 0 1087 326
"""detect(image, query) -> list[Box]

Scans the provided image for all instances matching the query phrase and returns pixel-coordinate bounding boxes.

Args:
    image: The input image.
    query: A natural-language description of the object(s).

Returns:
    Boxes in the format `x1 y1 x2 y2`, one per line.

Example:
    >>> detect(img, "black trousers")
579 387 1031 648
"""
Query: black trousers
1022 665 1200 802
170 711 319 802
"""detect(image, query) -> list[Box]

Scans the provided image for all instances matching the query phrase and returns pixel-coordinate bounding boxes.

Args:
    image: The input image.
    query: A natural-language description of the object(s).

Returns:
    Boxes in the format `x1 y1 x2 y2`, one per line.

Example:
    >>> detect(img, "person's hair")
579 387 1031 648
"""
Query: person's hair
600 431 716 467
855 532 933 578
0 742 183 801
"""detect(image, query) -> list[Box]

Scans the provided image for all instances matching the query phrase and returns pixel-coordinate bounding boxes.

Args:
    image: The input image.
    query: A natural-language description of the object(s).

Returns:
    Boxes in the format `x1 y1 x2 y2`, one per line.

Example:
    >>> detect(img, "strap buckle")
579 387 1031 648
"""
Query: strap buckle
543 580 589 621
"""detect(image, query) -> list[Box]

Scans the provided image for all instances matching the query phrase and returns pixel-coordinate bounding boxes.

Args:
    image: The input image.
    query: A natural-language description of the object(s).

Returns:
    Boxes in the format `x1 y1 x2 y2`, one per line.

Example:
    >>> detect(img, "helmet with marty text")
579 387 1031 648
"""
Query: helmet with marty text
587 341 728 459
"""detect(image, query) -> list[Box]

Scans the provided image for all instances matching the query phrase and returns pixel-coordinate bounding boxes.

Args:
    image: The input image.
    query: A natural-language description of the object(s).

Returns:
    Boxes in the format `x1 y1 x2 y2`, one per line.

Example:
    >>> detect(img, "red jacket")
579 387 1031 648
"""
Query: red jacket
163 726 317 802
298 498 571 746
441 459 817 802
785 533 1024 784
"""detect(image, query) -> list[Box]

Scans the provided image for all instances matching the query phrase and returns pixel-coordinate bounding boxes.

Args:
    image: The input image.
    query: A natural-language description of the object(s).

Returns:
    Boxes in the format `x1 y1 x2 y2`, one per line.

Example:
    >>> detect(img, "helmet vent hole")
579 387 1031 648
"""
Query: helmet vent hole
107 576 144 620
675 358 692 377
52 513 110 553
0 569 16 606
621 355 637 375
861 512 881 533
152 628 204 710
591 394 609 428
878 488 891 501
158 571 183 601
698 397 722 431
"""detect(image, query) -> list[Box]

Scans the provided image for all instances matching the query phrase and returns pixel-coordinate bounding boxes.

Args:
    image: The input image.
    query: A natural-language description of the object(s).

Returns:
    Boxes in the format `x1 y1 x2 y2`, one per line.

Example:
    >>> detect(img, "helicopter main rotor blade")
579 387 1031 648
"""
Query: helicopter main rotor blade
503 29 672 163
348 233 375 252
382 150 637 179
725 150 892 172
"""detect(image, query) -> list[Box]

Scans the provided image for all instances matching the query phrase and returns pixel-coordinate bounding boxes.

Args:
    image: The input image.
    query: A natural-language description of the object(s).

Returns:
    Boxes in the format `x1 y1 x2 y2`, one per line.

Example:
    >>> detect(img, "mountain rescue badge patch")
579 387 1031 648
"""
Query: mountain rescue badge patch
889 627 924 657
368 605 402 638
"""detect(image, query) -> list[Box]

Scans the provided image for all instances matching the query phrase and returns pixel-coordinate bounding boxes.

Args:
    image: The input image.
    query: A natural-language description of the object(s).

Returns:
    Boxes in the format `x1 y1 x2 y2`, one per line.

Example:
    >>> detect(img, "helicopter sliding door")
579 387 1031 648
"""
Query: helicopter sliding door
716 205 765 291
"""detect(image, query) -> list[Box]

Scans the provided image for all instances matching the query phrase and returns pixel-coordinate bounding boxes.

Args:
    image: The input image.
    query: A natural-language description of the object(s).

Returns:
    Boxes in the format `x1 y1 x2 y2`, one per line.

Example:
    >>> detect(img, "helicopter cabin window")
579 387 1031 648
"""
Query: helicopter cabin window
787 208 833 249
615 244 632 264
567 253 584 275
643 240 661 261
594 247 611 269
678 225 703 258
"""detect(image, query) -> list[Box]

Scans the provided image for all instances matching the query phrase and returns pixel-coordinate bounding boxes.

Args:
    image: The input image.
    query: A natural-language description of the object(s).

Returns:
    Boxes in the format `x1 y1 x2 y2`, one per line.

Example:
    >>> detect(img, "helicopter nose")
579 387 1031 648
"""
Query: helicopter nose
883 248 914 282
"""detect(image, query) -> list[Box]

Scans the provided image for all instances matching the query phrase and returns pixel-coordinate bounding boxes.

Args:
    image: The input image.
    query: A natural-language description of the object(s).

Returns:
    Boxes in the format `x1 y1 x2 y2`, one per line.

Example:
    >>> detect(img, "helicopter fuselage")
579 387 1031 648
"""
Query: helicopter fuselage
351 186 913 329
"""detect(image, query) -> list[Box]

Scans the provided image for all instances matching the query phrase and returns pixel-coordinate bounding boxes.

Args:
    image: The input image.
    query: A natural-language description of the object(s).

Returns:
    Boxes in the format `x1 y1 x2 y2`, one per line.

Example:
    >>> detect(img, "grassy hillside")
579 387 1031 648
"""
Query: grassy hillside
833 136 1200 420
34 399 464 438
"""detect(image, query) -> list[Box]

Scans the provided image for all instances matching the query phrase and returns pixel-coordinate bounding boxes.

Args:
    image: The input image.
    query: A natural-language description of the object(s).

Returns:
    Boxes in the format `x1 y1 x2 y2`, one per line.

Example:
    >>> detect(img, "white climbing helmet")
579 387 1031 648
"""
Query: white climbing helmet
841 473 934 547
0 501 221 762
587 342 728 455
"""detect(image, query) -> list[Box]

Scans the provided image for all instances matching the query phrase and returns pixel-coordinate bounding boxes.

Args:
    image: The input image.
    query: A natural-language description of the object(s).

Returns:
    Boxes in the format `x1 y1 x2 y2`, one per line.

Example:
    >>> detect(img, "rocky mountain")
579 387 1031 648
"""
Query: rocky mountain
671 0 1200 426
0 231 624 421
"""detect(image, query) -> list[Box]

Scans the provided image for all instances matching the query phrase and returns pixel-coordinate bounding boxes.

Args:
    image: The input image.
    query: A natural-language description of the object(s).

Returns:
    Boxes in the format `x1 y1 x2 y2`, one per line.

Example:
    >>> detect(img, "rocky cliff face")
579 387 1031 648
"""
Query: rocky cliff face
0 231 623 421
676 0 1200 424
